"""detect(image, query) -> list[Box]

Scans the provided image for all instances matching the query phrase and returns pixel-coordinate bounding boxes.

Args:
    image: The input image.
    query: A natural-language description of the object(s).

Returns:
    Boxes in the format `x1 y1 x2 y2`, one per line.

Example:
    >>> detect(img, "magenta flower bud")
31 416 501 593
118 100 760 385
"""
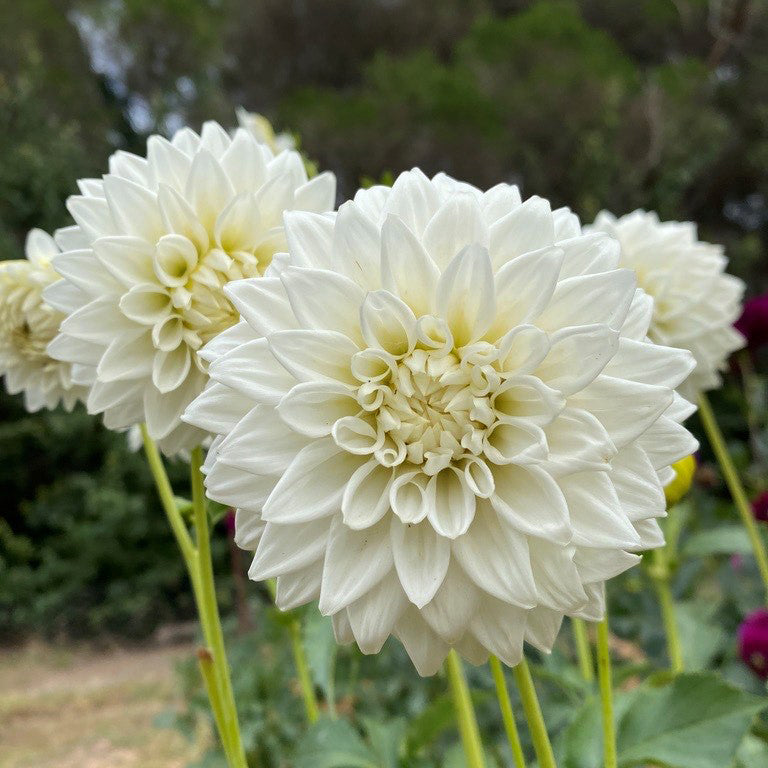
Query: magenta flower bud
753 491 768 523
738 610 768 679
735 293 768 352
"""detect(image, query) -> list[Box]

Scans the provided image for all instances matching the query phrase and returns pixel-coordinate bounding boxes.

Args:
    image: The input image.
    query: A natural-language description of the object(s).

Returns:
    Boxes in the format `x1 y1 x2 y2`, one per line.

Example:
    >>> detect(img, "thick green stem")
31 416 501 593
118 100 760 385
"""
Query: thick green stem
571 618 595 682
489 655 526 768
649 547 684 674
142 428 248 768
190 447 248 768
698 392 768 601
445 650 486 768
596 618 617 768
511 657 557 768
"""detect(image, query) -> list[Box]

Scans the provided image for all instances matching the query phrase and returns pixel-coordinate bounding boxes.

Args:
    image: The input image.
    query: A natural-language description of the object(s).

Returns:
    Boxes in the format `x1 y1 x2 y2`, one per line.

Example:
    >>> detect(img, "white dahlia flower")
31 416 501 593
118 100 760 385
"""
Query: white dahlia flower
0 230 87 412
46 121 336 454
185 170 698 674
590 210 745 399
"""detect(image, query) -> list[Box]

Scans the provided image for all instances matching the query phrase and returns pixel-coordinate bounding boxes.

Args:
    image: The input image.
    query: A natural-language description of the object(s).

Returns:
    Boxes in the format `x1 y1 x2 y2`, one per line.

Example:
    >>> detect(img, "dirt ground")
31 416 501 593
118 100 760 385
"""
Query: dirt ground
0 642 208 768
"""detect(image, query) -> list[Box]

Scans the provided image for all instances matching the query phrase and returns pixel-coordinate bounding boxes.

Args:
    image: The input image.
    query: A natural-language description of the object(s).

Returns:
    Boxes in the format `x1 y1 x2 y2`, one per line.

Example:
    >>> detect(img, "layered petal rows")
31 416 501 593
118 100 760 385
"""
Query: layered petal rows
46 121 336 454
0 230 87 412
591 210 745 399
185 169 699 674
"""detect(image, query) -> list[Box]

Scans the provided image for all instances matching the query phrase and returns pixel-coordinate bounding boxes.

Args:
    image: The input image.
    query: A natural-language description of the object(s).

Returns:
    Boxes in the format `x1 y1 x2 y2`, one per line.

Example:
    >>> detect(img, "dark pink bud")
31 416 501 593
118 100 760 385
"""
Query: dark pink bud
738 609 768 679
735 294 768 352
753 491 768 523
225 508 236 536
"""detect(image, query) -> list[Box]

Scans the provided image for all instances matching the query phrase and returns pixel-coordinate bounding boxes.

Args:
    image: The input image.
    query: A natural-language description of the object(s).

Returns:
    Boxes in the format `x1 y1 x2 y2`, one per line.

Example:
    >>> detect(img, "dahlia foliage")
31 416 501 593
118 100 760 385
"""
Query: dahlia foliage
0 229 87 412
46 121 336 454
185 170 698 674
590 210 745 400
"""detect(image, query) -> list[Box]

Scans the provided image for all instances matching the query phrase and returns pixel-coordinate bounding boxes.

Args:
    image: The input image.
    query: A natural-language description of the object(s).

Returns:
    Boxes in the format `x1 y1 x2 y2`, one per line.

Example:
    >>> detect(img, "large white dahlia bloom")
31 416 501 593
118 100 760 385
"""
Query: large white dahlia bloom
590 210 745 399
185 170 698 674
0 230 87 411
46 121 336 454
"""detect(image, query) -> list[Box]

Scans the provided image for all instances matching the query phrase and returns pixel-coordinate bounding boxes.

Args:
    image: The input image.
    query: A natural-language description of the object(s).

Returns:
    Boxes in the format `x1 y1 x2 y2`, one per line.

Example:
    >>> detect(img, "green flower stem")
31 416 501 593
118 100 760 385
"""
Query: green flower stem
698 392 768 601
265 579 321 723
190 447 249 768
445 650 486 768
648 546 684 674
511 657 557 768
571 618 595 682
141 427 248 768
489 655 527 768
596 617 617 768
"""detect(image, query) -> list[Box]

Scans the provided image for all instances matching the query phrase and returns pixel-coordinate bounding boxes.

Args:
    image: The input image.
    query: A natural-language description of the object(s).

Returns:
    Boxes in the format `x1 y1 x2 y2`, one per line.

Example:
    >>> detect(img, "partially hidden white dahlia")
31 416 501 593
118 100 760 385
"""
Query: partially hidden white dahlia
0 230 87 412
184 169 698 674
46 121 336 454
236 108 297 155
590 210 745 400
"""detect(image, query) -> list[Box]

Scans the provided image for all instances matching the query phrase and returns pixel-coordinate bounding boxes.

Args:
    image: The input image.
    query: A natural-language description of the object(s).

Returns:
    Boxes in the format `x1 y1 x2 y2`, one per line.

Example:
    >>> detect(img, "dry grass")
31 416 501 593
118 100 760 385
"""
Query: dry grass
0 641 209 768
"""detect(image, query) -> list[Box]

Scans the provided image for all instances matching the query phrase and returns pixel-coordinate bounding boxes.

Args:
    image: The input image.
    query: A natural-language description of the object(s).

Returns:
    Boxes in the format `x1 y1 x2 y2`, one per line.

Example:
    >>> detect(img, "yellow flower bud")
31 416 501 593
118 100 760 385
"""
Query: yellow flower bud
664 454 697 506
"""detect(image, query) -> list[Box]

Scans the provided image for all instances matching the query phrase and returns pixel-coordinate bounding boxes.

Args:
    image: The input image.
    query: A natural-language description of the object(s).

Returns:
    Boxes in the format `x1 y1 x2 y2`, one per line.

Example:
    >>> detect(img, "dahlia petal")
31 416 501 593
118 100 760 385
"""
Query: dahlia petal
60 299 136 343
214 192 261 252
557 232 620 279
604 338 696 389
332 611 355 645
93 236 157 286
488 195 555 270
52 250 121 295
573 548 641 583
360 290 417 357
66 195 113 240
294 172 336 214
147 135 191 192
426 468 476 539
225 277 298 336
487 246 564 339
262 439 366 524
274 561 323 611
536 269 636 332
281 266 365 341
384 168 440 238
331 201 381 291
436 244 496 346
527 540 587 611
206 461 274 512
157 184 209 253
233 509 266 550
269 329 358 385
423 193 488 269
283 210 335 269
152 345 191 393
470 597 527 667
185 148 235 232
536 324 619 395
380 214 439 317
394 606 449 676
342 459 394 529
250 519 329 580
97 332 154 382
390 471 430 524
497 325 551 375
182 381 253 435
391 518 450 608
560 471 642 550
452 505 537 607
545 407 616 474
347 572 408 654
103 174 164 242
220 129 267 193
421 561 479 643
610 444 666 521
198 321 256 364
524 607 564 654
491 464 570 545
319 515 393 615
278 381 360 437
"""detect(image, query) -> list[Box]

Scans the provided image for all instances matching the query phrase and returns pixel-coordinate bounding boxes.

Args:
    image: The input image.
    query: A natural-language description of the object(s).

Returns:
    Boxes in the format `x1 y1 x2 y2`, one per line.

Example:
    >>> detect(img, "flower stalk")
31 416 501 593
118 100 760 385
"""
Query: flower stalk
141 428 248 768
571 618 595 682
265 579 321 723
489 655 527 768
698 392 768 601
511 657 557 768
445 650 486 768
648 545 684 674
596 616 618 768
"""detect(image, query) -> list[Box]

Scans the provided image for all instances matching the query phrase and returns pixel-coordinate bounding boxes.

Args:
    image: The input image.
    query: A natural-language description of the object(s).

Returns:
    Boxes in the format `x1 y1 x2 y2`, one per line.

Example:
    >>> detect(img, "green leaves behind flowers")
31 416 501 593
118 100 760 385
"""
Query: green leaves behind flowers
560 672 765 768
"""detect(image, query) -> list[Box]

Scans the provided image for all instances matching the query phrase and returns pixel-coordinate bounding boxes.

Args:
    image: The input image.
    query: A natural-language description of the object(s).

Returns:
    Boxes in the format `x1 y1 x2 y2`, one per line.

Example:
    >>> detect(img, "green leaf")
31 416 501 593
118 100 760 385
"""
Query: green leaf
561 673 765 768
675 600 728 671
681 525 753 557
362 716 406 768
303 608 338 702
206 499 230 526
294 718 379 768
405 694 456 753
736 734 768 768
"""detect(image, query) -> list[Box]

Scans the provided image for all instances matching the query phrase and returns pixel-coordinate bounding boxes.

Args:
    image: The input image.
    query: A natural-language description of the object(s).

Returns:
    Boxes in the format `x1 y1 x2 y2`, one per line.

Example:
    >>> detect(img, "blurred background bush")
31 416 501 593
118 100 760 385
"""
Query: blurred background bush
1 0 767 644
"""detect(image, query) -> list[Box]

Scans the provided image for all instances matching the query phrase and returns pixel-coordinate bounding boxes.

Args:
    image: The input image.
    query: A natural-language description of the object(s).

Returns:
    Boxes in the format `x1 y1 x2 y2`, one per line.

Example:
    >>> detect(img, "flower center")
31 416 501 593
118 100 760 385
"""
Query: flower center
1 283 60 365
